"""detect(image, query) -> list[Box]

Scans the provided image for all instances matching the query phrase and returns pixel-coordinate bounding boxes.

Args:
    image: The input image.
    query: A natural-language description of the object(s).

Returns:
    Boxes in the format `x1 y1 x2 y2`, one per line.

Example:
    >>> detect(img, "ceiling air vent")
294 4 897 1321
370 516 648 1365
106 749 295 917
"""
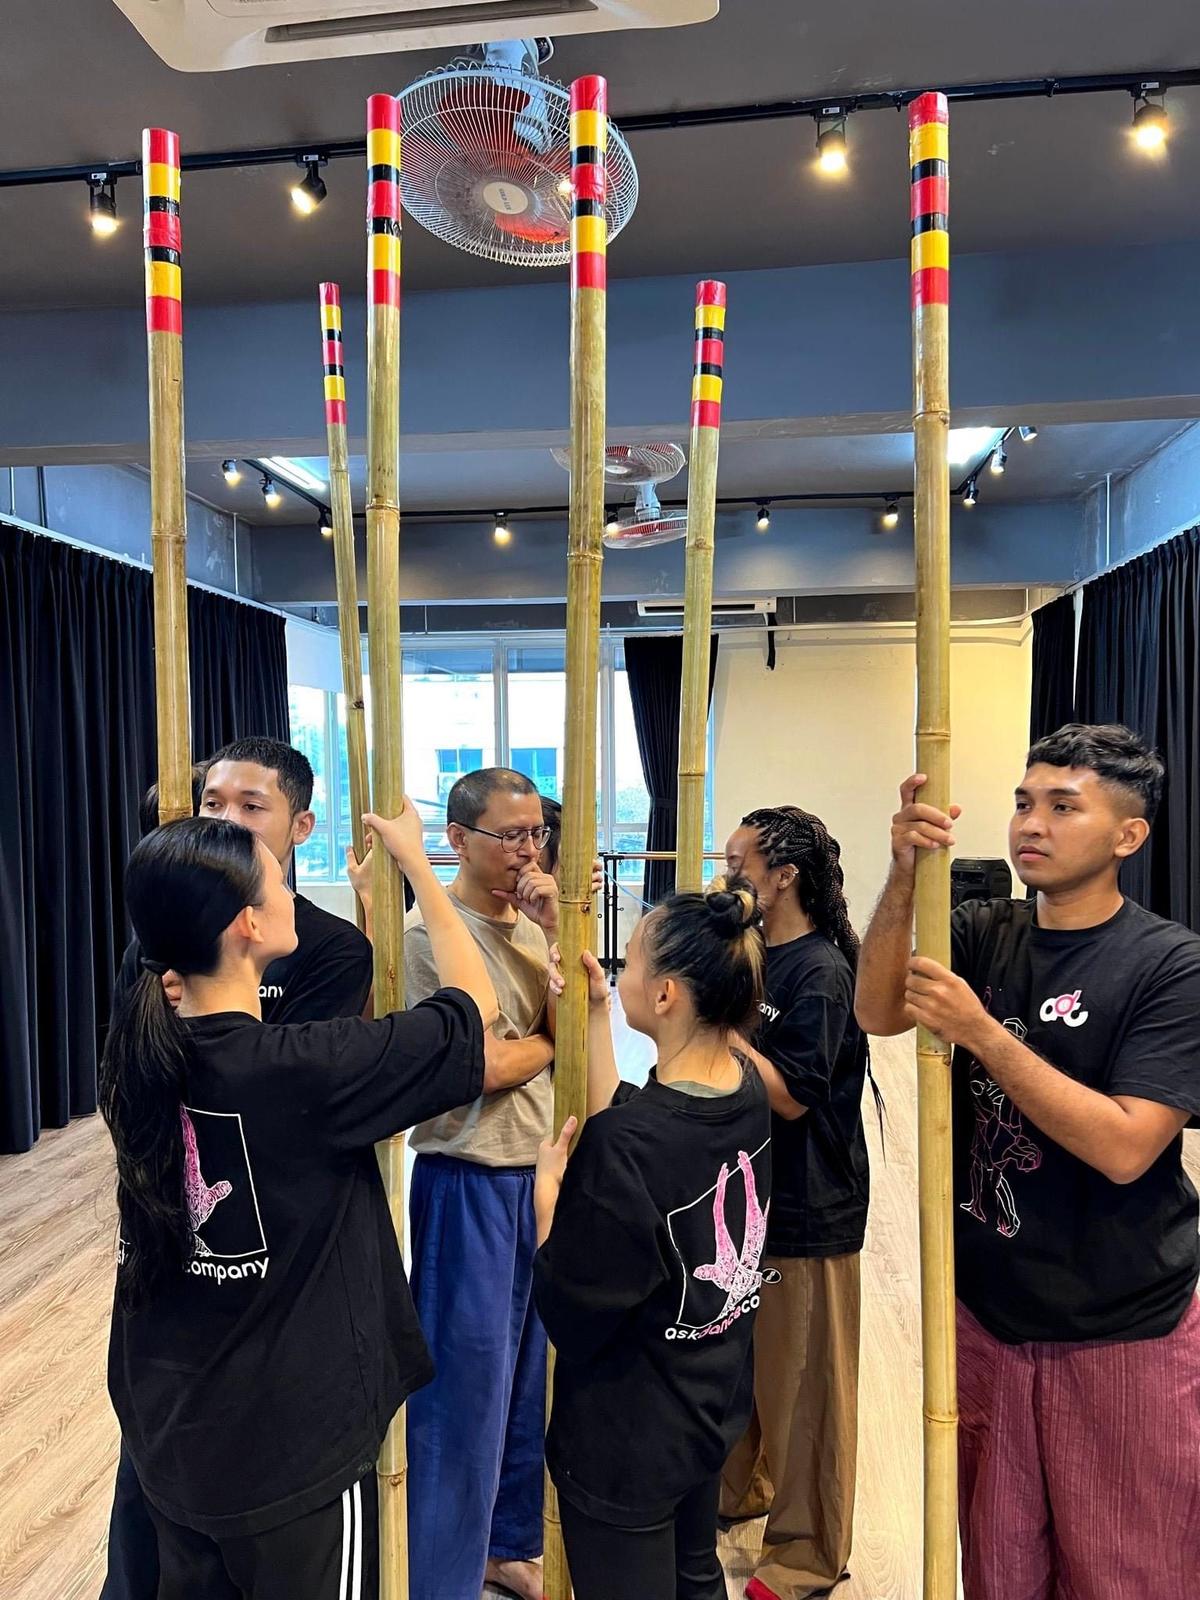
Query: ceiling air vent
637 597 775 623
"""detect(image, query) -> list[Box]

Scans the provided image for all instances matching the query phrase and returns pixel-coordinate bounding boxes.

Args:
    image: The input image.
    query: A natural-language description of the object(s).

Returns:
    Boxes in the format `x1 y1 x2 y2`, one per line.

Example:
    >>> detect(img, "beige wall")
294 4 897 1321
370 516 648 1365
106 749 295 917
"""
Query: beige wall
712 623 1033 932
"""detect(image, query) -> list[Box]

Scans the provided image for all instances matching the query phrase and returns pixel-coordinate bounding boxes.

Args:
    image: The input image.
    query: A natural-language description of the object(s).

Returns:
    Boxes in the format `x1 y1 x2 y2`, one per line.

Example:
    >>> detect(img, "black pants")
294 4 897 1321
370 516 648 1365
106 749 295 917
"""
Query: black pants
145 1471 379 1600
560 1474 725 1600
100 1443 159 1600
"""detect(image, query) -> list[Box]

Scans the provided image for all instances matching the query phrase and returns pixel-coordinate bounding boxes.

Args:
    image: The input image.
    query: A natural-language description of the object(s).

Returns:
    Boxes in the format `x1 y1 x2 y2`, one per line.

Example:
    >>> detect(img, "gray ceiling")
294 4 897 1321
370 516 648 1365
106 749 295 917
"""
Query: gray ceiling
186 418 1191 525
3 0 1199 307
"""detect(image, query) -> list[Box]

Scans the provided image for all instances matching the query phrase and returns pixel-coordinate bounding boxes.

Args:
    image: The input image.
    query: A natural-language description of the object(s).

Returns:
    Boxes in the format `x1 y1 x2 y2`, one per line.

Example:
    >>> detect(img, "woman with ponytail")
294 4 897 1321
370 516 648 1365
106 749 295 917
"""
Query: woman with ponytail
719 805 872 1600
532 882 771 1600
100 806 496 1600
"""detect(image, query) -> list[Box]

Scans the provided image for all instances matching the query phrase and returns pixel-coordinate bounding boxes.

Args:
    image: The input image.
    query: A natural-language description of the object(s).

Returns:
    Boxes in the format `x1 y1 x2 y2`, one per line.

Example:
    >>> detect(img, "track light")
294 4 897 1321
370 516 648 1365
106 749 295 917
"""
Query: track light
261 475 282 509
88 173 118 237
1018 425 1038 443
989 444 1007 476
881 499 900 530
291 155 328 215
962 475 978 508
493 513 512 546
1131 88 1168 153
605 508 619 535
222 459 242 486
815 109 849 177
756 503 771 532
557 177 573 198
319 510 333 538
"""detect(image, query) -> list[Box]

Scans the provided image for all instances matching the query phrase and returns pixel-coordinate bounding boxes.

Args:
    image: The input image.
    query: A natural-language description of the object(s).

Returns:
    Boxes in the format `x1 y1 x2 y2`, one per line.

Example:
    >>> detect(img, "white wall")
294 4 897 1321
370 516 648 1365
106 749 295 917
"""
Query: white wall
712 624 1033 932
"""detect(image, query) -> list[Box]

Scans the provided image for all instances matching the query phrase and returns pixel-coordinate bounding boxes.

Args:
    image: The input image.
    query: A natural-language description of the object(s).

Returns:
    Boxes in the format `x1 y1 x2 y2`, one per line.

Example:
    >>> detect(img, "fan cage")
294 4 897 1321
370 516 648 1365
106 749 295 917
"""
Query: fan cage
551 442 686 484
397 61 638 268
603 514 689 550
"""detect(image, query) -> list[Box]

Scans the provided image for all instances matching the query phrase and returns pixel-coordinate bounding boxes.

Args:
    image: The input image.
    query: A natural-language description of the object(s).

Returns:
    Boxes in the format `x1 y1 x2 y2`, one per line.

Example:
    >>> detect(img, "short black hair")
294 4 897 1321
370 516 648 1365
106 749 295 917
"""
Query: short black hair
1025 723 1164 823
139 763 208 837
540 795 562 872
204 738 314 815
446 767 539 829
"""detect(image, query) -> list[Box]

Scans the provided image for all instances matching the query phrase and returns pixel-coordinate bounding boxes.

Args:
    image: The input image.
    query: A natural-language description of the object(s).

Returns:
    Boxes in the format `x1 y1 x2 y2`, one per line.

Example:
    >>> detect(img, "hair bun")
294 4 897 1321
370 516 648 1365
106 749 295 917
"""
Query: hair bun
704 875 759 937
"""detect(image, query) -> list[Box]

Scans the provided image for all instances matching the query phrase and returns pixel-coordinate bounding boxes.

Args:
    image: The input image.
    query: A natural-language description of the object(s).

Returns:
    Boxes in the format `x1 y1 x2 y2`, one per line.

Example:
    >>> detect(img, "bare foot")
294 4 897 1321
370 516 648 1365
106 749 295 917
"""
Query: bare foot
485 1556 544 1600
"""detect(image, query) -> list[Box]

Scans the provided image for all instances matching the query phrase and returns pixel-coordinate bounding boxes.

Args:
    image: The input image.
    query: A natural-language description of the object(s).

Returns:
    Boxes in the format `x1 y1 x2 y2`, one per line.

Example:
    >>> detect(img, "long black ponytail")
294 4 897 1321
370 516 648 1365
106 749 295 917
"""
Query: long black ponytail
100 818 264 1308
741 806 860 972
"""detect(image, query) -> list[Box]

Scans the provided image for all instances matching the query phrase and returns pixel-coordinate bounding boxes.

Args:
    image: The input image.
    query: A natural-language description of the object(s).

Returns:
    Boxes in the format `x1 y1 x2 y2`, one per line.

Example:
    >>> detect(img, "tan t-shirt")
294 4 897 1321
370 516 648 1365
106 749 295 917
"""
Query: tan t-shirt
406 894 554 1167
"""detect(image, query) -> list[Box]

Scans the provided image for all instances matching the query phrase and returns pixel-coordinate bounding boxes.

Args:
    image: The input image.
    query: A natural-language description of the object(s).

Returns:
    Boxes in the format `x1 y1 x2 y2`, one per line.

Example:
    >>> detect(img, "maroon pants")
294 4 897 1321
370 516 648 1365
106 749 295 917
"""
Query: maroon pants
957 1295 1200 1600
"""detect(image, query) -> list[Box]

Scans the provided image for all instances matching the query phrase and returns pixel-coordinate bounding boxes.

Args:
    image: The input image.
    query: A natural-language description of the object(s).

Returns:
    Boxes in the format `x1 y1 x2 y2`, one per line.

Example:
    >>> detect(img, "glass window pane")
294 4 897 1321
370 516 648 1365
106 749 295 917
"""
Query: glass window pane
507 646 565 802
402 647 495 839
289 685 332 882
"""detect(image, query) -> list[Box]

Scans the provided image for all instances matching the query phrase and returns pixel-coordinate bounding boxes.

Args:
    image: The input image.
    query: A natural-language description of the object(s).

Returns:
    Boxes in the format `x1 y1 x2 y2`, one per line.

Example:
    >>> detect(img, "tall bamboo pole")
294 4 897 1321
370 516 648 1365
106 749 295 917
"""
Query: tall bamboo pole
364 92 409 1600
675 280 727 894
909 90 958 1600
142 129 191 823
318 282 371 930
543 74 609 1600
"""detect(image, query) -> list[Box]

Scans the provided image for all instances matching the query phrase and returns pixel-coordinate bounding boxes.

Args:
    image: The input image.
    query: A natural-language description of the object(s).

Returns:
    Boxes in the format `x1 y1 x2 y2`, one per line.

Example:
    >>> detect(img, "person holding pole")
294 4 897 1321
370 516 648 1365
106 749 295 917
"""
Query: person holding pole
854 723 1200 1600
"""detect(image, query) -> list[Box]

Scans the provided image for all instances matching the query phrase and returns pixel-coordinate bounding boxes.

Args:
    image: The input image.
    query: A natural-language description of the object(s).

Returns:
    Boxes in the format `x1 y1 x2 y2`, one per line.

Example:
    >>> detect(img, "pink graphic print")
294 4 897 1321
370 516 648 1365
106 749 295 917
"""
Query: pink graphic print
181 1107 233 1255
960 996 1042 1239
692 1150 769 1318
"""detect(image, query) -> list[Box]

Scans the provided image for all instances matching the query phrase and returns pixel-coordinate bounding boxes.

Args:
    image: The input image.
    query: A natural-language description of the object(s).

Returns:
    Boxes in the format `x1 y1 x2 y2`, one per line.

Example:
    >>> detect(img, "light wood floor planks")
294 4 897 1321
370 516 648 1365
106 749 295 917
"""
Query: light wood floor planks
3 1038 1197 1600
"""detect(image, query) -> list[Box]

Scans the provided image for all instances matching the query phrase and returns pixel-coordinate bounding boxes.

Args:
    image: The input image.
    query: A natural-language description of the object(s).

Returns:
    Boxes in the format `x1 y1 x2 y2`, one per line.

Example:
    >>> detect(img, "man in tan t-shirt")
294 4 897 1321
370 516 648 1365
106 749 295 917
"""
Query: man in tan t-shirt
404 769 559 1600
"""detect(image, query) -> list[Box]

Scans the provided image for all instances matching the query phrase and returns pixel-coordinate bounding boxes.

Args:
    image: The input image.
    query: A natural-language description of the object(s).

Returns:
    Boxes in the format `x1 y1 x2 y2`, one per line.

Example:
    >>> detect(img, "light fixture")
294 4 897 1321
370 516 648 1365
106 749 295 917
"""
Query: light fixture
261 475 282 509
260 457 327 494
1018 424 1038 443
948 426 1004 466
557 176 573 198
756 503 771 533
605 508 619 535
291 155 328 214
221 459 242 486
989 443 1008 476
962 475 979 508
815 108 849 176
87 173 118 237
493 513 512 546
881 498 900 530
319 510 334 538
1131 88 1168 153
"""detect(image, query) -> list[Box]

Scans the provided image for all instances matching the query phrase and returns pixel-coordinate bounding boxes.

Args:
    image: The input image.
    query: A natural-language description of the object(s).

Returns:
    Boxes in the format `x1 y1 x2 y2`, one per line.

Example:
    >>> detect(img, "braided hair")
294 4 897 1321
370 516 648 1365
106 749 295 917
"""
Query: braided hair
741 805 860 973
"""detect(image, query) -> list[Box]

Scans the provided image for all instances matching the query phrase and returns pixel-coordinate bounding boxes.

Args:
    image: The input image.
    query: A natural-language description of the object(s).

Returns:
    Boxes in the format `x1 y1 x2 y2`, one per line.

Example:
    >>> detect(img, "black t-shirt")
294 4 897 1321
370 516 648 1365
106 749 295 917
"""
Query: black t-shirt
107 989 483 1537
755 934 869 1257
951 897 1200 1344
116 894 373 1025
534 1063 771 1527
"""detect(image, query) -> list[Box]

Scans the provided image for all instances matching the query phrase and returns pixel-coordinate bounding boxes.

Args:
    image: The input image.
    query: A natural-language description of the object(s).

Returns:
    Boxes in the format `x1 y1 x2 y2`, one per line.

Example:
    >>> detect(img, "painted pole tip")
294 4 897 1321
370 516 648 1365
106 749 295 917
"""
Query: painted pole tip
570 75 607 114
319 282 341 305
367 92 400 133
696 280 727 306
908 91 949 128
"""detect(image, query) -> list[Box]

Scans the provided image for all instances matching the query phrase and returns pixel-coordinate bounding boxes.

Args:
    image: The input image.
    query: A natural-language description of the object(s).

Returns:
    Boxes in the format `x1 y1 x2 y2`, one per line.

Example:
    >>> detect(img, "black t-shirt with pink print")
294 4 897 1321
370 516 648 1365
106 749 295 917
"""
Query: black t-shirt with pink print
533 1061 771 1527
950 896 1200 1345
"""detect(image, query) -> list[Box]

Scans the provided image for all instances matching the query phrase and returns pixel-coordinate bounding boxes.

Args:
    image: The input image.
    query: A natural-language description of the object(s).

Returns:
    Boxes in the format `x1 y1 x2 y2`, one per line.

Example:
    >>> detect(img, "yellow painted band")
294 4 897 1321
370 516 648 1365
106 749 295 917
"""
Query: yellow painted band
570 108 607 151
321 305 343 332
324 375 346 401
369 233 402 272
911 230 950 272
691 373 724 403
146 162 180 202
695 303 727 332
571 213 607 255
910 122 948 166
367 127 401 170
145 259 181 300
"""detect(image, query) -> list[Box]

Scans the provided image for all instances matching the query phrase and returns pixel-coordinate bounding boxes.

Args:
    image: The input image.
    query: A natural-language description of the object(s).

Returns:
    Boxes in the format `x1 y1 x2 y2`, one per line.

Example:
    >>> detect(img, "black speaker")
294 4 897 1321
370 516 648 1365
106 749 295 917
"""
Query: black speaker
950 857 1011 907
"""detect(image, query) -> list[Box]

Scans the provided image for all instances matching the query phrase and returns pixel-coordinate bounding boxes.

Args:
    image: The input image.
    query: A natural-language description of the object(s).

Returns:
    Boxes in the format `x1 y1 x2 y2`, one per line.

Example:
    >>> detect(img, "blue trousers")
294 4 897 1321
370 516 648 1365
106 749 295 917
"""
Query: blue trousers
406 1154 547 1600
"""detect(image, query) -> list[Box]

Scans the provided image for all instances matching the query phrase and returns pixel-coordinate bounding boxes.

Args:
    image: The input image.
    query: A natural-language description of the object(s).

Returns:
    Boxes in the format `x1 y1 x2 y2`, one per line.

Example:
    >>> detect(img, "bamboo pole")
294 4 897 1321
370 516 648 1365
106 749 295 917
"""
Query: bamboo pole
318 282 371 931
909 90 958 1600
675 280 727 894
364 92 409 1600
543 74 609 1600
142 129 192 823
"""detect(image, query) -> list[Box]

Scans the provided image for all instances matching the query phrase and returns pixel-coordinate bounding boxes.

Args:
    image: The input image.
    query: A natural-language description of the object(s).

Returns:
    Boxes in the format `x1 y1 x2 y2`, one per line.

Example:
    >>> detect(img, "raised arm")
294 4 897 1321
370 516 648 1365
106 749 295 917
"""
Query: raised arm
581 950 620 1118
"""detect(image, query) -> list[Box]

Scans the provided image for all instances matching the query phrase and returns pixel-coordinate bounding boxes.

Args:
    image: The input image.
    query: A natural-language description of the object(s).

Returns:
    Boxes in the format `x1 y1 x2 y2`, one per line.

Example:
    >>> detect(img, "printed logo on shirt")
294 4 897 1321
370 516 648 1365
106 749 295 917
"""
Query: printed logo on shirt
663 1140 775 1342
179 1105 270 1284
960 1004 1043 1240
758 1000 780 1025
1038 989 1089 1028
259 983 284 1001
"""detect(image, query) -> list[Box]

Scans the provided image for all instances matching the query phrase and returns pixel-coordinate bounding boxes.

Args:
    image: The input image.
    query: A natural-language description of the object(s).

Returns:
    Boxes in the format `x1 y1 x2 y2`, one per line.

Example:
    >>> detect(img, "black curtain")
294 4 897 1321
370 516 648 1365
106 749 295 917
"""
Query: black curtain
1075 526 1200 930
0 524 288 1153
1029 592 1077 743
624 635 719 905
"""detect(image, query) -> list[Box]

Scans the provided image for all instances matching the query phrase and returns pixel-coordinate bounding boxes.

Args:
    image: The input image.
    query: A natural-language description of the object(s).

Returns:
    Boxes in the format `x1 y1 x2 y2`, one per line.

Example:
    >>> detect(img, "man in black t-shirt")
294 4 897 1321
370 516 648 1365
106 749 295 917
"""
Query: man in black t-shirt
102 737 373 1600
719 806 869 1600
856 723 1200 1600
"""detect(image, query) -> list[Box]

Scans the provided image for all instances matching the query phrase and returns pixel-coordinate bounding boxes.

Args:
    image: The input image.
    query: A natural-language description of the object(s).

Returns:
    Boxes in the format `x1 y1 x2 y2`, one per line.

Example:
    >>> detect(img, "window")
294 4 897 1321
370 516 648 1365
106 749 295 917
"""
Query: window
437 747 484 802
511 746 558 796
288 685 333 883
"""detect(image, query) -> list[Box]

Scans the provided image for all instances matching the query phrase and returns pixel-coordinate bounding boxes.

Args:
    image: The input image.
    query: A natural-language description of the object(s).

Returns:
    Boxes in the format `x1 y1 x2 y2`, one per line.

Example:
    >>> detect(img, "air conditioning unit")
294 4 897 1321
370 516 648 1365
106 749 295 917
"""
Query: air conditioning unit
637 597 775 622
110 0 718 72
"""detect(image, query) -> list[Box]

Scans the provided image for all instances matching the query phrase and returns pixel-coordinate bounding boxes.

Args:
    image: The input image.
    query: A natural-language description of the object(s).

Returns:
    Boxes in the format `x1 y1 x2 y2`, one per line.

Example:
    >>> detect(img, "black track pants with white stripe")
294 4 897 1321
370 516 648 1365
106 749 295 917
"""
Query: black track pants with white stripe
147 1470 379 1600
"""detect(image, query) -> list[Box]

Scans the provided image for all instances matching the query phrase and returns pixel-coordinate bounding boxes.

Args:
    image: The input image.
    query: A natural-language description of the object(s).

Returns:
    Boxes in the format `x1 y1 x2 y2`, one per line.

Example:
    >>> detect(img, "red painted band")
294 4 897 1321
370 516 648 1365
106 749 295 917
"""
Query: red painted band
909 92 948 129
571 254 607 291
369 269 401 308
691 400 722 430
571 163 606 202
910 175 949 218
325 400 347 427
144 212 182 251
570 75 606 115
911 267 950 308
322 339 343 367
695 337 724 368
367 93 400 135
319 282 341 307
146 298 182 335
367 180 402 222
696 280 727 307
145 128 180 168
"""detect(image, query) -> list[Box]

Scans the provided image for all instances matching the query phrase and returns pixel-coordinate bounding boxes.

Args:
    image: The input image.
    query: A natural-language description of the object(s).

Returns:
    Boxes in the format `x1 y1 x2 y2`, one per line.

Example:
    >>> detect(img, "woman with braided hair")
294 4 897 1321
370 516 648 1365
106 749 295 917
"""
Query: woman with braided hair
719 805 871 1600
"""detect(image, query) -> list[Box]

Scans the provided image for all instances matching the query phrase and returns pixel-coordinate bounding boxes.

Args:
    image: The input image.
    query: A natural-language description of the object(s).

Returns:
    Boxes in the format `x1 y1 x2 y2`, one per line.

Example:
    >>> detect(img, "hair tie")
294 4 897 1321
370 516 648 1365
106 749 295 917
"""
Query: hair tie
141 956 170 977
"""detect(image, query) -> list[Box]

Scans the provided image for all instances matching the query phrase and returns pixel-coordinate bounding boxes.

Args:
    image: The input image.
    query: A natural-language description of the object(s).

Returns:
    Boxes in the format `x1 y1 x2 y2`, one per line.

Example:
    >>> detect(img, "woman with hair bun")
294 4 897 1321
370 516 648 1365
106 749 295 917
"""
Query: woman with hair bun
532 880 772 1600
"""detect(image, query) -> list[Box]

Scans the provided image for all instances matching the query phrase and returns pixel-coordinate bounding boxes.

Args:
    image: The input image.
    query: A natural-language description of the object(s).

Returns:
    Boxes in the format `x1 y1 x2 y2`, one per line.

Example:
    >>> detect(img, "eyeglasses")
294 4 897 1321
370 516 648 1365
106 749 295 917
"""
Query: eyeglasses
458 822 553 853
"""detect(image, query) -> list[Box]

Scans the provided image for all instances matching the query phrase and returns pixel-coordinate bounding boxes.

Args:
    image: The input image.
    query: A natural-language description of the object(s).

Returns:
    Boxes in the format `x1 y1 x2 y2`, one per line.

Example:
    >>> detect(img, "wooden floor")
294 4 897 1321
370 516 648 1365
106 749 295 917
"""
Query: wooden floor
3 1038 1197 1600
